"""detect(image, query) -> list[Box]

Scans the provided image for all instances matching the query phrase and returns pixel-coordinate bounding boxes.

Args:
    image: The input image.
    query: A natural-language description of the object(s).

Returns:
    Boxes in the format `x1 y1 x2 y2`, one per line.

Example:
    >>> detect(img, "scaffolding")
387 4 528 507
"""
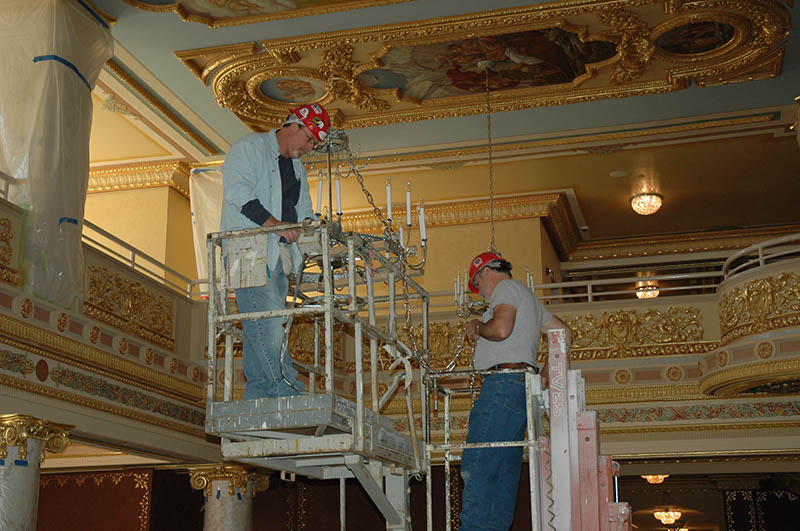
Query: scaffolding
205 127 630 529
206 219 428 530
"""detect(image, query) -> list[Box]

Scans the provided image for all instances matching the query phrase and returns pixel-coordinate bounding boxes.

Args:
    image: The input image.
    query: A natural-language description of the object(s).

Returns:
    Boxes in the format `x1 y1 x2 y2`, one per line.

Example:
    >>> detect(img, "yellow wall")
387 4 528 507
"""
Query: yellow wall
85 187 169 263
84 186 196 288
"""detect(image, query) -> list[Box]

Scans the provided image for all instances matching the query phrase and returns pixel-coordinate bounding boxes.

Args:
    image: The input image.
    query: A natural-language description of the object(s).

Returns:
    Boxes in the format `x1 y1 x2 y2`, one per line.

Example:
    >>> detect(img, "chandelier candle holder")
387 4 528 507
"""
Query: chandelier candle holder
631 192 663 215
308 129 427 271
641 474 669 484
635 281 660 299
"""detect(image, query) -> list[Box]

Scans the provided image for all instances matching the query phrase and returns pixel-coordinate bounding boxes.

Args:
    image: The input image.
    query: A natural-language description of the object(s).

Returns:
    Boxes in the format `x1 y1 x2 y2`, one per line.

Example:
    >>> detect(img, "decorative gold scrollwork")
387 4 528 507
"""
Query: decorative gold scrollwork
596 8 655 84
564 307 705 356
319 44 390 112
84 266 176 351
719 272 800 345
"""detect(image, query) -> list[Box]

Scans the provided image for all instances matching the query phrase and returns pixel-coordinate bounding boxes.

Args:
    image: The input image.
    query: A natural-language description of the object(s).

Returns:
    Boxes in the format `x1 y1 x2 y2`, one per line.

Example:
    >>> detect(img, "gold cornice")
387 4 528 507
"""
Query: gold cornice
89 161 191 198
699 358 800 396
571 224 800 260
123 0 412 28
104 59 219 156
0 316 204 404
601 420 800 435
0 374 205 438
175 42 262 84
342 193 578 259
586 383 706 404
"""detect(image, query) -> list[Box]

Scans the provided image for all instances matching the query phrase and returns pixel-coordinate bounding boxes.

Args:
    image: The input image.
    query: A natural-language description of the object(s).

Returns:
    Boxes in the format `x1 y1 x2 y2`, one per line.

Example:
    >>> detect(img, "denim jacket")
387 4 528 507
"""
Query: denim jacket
220 130 314 274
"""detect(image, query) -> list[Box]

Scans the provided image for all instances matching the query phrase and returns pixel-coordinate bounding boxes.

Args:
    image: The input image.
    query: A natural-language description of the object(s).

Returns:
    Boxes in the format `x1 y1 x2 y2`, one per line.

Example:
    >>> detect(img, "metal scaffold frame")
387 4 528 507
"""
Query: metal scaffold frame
205 219 430 530
423 329 633 531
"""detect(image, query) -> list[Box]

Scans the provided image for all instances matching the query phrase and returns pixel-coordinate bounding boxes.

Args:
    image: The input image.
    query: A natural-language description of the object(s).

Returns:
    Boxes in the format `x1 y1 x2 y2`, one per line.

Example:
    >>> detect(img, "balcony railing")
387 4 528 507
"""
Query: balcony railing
722 233 800 279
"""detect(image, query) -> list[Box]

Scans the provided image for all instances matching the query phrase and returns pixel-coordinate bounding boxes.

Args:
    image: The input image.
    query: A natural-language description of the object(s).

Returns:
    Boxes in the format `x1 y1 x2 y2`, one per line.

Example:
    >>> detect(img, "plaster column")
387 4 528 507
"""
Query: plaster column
0 414 72 531
189 465 270 531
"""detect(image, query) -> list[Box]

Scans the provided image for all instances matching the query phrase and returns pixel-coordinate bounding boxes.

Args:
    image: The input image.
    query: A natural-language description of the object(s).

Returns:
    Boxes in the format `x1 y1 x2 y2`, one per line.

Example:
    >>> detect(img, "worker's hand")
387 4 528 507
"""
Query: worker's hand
465 319 481 342
276 229 300 244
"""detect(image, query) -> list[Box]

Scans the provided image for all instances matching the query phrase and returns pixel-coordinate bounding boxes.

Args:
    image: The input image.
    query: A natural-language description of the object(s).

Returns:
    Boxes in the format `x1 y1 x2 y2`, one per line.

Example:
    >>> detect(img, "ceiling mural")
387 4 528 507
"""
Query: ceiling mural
176 0 791 132
120 0 412 27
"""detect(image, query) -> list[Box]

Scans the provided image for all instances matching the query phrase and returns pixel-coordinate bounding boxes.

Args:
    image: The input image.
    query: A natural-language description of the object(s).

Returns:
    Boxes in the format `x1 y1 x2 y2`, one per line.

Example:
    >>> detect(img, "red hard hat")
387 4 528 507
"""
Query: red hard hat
468 251 507 293
289 104 331 142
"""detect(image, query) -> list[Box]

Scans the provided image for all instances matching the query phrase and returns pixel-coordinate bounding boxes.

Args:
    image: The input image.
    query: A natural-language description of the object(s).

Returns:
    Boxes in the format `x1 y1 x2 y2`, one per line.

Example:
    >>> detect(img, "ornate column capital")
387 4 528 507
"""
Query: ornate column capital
0 414 73 462
188 465 270 498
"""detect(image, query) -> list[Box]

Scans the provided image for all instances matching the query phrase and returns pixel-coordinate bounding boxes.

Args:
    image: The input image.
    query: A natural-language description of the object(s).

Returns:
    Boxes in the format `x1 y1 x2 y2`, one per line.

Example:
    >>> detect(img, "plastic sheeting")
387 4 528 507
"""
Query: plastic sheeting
0 0 113 309
189 167 224 283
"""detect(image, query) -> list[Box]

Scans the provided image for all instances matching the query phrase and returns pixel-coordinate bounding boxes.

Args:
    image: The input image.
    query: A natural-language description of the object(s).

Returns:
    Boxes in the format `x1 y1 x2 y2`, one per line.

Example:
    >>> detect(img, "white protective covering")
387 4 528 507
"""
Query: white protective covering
189 167 224 283
0 0 113 308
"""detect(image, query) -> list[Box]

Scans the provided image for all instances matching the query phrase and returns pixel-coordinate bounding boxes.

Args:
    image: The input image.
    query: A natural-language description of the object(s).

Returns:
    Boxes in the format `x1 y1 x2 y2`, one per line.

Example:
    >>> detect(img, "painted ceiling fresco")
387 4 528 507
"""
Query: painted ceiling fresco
121 0 411 26
175 0 791 131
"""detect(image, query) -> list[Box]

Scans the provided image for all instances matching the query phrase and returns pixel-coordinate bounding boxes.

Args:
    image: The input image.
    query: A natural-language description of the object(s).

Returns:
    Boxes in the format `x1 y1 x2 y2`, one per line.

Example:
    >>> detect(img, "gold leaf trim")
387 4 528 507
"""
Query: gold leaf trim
601 420 800 435
0 316 203 404
0 373 205 438
699 357 800 396
89 161 191 198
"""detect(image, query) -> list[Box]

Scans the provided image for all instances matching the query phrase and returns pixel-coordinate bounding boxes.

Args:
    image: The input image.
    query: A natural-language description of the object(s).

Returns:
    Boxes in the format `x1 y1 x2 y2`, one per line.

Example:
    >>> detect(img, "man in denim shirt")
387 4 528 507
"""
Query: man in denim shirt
220 104 330 399
460 251 571 530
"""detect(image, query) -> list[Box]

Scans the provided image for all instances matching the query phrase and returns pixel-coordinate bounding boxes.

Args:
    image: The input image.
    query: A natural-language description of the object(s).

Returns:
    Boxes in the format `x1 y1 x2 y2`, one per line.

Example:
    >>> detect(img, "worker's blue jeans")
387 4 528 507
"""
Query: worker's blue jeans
234 261 304 399
460 372 527 530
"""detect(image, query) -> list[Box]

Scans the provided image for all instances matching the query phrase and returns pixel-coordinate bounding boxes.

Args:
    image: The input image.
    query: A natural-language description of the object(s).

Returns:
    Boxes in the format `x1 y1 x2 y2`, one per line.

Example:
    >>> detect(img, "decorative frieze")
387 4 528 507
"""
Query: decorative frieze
84 266 176 351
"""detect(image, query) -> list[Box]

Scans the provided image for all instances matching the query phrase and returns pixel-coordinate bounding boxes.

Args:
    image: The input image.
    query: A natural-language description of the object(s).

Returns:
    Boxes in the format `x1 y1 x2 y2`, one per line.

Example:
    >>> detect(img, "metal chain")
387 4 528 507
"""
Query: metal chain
347 146 393 235
485 68 496 253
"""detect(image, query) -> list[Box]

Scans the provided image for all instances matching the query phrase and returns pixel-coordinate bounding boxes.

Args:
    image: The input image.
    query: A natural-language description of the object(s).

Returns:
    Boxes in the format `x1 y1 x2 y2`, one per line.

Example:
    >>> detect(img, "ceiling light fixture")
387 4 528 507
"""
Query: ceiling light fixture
636 281 660 299
641 474 669 484
654 510 682 525
631 192 663 215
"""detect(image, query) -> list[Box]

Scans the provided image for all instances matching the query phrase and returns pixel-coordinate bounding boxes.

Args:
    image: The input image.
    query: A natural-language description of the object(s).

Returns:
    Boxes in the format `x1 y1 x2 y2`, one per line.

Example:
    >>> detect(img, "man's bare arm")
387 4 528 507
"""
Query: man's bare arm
465 304 516 342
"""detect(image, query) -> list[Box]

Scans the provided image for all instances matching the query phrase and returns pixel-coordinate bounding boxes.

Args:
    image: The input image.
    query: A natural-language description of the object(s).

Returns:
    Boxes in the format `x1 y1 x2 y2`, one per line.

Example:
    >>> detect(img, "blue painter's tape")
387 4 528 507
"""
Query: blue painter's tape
216 489 221 500
58 217 78 226
15 459 28 466
33 55 91 90
237 493 242 500
0 459 5 466
74 0 110 30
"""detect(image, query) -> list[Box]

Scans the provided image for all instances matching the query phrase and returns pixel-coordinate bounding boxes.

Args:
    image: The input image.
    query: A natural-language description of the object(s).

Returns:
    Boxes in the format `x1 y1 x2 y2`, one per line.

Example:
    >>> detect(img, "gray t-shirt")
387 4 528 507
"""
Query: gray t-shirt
473 278 553 370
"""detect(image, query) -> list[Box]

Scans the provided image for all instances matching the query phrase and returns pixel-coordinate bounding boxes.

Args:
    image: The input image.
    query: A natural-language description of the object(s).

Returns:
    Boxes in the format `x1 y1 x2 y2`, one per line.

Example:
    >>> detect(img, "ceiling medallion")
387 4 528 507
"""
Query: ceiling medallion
630 193 663 215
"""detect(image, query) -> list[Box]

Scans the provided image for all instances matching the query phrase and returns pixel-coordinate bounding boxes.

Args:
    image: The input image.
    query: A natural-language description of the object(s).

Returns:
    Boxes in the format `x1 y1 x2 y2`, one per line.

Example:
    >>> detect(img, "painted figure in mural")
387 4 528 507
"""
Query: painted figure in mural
220 104 330 399
357 28 616 101
459 251 571 530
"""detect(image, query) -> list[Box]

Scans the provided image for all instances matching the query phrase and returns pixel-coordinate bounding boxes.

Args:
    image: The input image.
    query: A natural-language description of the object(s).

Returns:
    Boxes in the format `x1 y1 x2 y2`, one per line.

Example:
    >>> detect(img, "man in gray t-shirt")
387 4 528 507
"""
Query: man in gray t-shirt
459 251 570 530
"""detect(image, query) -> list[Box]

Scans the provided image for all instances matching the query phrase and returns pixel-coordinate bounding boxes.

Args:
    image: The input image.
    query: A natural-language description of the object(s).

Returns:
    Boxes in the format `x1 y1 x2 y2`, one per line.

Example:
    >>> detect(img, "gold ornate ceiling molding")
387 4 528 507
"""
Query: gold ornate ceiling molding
88 161 191 198
122 0 412 28
343 192 579 259
175 0 791 131
571 224 800 260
